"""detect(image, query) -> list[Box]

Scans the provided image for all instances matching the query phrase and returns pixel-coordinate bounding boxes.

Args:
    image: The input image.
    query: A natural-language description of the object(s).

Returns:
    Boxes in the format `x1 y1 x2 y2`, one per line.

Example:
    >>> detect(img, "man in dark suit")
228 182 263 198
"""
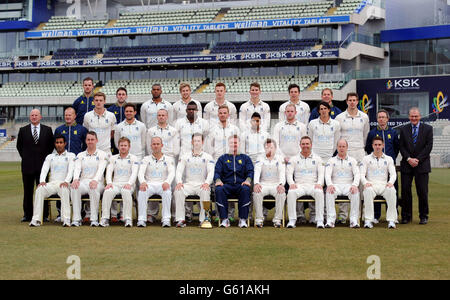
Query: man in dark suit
16 109 54 222
399 107 433 224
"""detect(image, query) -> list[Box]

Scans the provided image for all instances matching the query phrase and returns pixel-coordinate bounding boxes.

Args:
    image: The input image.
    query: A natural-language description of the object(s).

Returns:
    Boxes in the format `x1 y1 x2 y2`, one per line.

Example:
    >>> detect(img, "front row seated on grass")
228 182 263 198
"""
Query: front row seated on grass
30 134 398 229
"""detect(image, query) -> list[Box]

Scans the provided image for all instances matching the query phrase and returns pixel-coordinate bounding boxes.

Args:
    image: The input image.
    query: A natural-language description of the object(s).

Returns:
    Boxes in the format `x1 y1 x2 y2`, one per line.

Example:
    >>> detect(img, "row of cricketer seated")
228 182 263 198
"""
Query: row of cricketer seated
28 128 398 229
30 78 392 224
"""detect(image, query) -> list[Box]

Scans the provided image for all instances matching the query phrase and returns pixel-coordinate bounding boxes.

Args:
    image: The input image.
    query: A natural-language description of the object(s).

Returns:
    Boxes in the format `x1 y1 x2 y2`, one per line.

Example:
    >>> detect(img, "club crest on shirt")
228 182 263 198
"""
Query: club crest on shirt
238 160 242 164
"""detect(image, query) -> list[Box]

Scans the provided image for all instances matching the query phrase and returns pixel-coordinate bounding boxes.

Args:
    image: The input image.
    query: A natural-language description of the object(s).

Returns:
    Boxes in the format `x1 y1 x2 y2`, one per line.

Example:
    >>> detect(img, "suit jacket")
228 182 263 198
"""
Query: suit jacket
16 123 54 175
399 122 433 174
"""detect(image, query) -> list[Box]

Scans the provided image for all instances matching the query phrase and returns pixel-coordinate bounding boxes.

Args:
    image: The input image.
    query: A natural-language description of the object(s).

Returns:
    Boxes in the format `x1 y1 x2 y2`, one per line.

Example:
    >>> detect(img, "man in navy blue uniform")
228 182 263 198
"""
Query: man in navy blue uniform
54 107 88 155
309 88 342 121
107 87 128 124
365 109 400 222
214 134 254 228
72 77 95 125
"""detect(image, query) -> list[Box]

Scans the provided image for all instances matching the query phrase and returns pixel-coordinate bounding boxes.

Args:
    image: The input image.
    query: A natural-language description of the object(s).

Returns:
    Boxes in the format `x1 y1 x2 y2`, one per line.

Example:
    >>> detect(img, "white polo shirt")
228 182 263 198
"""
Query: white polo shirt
360 153 397 185
335 110 370 153
254 154 286 186
172 98 203 121
272 120 307 159
140 99 174 128
40 151 76 183
175 117 210 155
106 153 140 185
208 121 240 160
147 124 180 158
114 119 147 159
286 152 324 186
203 100 237 126
138 154 175 185
239 99 271 133
176 151 215 185
325 155 360 186
83 109 116 152
308 117 341 161
279 100 310 125
73 149 109 182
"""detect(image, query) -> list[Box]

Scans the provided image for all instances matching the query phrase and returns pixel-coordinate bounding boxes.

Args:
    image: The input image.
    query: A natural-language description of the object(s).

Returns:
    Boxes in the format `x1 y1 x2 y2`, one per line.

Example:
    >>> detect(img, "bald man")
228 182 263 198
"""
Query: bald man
17 109 54 222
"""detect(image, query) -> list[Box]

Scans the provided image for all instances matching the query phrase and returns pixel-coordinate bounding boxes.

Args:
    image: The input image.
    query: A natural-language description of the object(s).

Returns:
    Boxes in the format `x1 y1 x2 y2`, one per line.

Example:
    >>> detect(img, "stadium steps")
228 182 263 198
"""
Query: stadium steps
43 55 53 60
313 44 323 50
195 83 209 94
96 53 104 59
306 81 319 91
105 19 117 28
0 140 12 151
326 7 338 15
201 49 211 55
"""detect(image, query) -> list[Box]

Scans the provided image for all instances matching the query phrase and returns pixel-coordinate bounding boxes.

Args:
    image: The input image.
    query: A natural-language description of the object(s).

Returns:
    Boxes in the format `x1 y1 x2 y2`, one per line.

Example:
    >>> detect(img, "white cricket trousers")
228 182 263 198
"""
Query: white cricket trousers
252 184 286 223
287 184 324 222
363 184 397 222
101 183 135 222
32 182 70 224
137 183 172 223
173 183 210 222
326 184 360 225
71 179 104 223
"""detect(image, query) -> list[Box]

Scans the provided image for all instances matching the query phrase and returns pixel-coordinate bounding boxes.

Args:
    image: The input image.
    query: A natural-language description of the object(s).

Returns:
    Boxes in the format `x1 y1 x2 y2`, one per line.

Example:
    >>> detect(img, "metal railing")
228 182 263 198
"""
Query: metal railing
340 32 381 48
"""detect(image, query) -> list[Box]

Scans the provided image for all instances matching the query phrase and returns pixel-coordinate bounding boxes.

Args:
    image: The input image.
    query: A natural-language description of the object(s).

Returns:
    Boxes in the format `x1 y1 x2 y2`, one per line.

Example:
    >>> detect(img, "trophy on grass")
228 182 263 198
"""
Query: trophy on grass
200 200 213 229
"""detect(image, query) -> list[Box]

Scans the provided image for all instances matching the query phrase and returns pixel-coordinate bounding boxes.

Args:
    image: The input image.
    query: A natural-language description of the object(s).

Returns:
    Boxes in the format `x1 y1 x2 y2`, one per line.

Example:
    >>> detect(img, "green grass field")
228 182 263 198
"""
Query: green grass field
0 162 449 280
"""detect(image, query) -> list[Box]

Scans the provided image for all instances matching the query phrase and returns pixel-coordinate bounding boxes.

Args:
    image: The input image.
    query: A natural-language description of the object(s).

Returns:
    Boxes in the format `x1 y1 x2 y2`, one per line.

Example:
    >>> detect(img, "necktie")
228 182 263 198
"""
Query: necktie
33 126 38 144
412 125 418 145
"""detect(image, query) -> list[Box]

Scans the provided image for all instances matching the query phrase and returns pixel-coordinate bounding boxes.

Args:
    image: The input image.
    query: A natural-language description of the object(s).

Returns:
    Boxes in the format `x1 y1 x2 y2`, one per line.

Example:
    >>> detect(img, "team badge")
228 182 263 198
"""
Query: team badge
331 111 335 116
388 134 391 139
226 160 231 163
238 160 242 164
74 130 77 135
62 130 66 134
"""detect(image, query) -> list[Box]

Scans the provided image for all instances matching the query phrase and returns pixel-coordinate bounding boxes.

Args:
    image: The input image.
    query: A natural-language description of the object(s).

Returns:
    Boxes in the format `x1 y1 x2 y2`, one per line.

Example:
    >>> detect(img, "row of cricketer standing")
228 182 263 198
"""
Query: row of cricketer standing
27 77 431 229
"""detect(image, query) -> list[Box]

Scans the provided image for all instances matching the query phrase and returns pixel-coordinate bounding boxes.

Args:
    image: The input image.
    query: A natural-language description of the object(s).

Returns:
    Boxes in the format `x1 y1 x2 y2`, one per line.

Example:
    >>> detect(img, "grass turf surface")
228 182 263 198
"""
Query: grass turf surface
0 162 449 280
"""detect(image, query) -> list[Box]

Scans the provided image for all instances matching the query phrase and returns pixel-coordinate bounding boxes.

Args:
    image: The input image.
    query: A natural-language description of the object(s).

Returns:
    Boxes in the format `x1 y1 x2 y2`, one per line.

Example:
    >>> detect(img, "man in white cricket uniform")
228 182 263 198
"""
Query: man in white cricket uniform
334 92 369 223
286 136 325 228
252 138 286 228
278 83 310 125
204 83 237 126
114 103 146 159
100 137 139 228
30 135 75 227
208 104 240 160
140 84 174 129
137 136 175 227
308 101 341 162
70 131 108 227
83 92 116 153
238 82 271 133
175 101 209 155
325 138 361 228
240 112 270 164
361 136 398 229
272 104 307 222
174 133 215 227
307 101 341 223
172 82 203 120
147 108 180 159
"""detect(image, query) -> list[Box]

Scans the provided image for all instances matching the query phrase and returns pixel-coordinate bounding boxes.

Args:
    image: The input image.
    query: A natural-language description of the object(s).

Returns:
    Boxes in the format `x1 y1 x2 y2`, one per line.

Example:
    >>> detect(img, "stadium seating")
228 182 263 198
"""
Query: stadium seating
101 78 205 96
0 82 26 97
334 0 362 15
203 75 317 94
322 41 341 49
222 1 333 21
314 81 345 91
103 44 209 58
42 16 108 30
210 39 320 54
52 48 101 59
114 8 220 27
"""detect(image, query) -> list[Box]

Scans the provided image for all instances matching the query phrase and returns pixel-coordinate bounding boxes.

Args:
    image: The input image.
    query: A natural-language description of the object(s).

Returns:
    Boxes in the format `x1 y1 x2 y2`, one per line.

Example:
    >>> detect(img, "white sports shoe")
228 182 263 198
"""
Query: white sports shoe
286 220 296 228
90 221 99 227
220 219 230 228
364 221 373 229
99 219 109 227
54 216 62 223
29 220 41 227
350 222 360 228
137 221 146 227
372 219 380 224
71 220 81 227
325 222 335 228
162 220 171 227
388 221 396 229
316 221 325 229
239 219 248 228
273 220 281 228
